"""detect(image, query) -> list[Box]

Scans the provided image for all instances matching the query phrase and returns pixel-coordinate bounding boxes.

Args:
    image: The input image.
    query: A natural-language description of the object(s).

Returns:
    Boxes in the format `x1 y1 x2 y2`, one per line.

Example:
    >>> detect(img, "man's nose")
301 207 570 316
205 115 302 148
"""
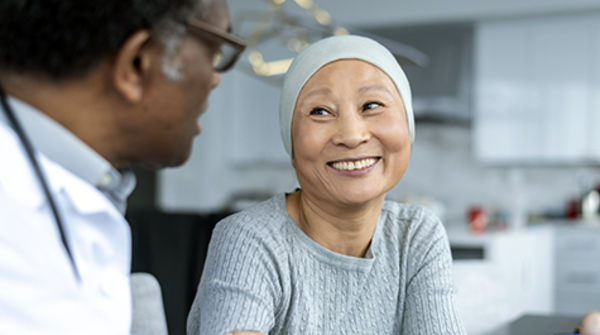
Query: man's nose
210 71 221 89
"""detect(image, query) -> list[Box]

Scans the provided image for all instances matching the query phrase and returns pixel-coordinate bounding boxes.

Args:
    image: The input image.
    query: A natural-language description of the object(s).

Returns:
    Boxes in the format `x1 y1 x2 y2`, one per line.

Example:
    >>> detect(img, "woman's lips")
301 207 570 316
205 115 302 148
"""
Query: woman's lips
327 157 380 175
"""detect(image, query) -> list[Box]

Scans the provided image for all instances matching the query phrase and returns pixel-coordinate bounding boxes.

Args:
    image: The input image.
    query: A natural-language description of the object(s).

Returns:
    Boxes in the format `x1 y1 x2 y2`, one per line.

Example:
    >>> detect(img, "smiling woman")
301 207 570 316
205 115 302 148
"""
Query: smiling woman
187 35 467 335
291 59 411 210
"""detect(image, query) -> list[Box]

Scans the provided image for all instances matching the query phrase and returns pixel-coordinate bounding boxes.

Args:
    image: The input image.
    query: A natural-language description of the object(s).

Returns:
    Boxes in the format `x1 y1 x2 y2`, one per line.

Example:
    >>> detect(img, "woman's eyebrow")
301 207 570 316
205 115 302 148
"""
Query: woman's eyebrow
358 84 392 95
301 87 331 99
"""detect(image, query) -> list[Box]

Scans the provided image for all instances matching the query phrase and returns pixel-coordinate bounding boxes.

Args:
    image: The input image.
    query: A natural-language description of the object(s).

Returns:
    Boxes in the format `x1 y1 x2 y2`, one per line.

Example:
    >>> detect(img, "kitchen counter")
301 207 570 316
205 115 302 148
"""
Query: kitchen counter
446 224 553 247
447 225 555 334
487 314 581 335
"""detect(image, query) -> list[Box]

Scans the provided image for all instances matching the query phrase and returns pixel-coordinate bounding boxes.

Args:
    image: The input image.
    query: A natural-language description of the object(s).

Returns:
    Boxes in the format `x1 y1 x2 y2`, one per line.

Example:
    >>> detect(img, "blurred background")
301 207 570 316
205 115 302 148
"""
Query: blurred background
126 1 600 334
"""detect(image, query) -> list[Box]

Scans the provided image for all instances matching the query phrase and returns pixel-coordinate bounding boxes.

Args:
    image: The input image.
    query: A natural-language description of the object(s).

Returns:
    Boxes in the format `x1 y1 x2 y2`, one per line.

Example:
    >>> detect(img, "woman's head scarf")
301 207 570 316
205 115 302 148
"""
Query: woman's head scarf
279 35 415 156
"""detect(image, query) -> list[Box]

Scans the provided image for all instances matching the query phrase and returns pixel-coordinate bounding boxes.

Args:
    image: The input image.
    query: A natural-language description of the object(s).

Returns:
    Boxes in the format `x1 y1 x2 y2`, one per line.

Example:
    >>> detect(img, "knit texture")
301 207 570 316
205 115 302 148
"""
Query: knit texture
187 193 466 335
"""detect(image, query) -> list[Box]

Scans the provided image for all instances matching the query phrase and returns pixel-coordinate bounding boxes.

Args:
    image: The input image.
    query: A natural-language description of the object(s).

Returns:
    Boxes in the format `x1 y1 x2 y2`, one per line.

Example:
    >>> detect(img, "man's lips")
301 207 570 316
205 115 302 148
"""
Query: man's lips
195 103 209 134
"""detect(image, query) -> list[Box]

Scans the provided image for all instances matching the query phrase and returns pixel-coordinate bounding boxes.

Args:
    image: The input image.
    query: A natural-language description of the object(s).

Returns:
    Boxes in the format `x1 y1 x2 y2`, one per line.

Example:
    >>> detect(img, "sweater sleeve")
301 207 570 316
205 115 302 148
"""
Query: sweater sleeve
401 209 467 335
187 214 283 335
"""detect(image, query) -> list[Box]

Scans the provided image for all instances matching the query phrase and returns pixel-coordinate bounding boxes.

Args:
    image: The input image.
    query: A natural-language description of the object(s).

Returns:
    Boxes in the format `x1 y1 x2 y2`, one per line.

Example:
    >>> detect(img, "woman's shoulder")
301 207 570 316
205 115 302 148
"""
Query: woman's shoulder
382 200 441 225
212 193 291 246
380 201 452 268
381 200 447 240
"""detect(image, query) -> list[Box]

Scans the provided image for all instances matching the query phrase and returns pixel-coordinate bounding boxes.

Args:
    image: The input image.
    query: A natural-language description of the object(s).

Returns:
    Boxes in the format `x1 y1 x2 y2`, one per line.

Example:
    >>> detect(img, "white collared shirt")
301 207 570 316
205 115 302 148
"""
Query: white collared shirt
0 99 132 334
0 97 136 214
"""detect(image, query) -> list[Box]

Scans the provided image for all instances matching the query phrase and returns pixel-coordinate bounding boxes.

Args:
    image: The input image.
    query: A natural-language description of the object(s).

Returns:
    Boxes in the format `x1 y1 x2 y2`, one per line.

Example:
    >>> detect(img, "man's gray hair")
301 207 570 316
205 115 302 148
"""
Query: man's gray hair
158 0 217 81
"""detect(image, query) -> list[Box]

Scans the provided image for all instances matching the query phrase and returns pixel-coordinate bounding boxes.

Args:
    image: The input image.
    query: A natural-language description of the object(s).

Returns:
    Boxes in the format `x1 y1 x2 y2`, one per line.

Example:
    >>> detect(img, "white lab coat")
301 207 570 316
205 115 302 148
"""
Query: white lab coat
0 122 132 334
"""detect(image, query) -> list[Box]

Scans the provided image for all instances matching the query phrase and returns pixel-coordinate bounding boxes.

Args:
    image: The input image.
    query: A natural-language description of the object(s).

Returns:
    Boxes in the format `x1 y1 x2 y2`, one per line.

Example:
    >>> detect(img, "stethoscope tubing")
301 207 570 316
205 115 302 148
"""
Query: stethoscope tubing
0 88 80 282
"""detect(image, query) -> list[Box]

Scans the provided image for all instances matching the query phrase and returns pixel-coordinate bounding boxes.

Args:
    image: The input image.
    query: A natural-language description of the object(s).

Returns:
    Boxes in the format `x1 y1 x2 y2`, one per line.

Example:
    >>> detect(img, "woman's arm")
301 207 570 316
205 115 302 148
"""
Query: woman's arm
187 215 283 335
401 210 467 335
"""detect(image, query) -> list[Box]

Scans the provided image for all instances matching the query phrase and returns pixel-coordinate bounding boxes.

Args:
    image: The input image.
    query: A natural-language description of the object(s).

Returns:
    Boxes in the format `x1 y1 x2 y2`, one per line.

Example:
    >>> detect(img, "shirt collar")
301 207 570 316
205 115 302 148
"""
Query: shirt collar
0 96 136 213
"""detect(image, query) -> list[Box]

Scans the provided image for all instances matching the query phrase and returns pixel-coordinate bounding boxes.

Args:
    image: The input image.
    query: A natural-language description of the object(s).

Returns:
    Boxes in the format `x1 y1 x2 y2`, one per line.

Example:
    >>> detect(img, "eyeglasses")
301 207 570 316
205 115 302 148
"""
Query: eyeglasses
185 18 246 72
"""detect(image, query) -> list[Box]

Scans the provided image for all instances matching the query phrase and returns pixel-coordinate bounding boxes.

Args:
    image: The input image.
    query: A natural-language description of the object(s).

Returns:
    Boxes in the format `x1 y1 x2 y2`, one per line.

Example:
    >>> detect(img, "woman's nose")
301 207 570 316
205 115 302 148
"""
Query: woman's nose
332 112 369 148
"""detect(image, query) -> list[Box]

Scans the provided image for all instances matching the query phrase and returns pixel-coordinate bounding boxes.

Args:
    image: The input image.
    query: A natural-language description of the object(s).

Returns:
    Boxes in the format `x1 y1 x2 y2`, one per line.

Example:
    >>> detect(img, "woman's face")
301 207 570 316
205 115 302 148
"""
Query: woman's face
291 59 411 207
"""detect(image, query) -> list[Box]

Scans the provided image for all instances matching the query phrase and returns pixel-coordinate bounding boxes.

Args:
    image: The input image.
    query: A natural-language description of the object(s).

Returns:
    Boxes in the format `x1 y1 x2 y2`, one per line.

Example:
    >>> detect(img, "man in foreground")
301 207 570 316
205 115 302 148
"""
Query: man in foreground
0 0 244 333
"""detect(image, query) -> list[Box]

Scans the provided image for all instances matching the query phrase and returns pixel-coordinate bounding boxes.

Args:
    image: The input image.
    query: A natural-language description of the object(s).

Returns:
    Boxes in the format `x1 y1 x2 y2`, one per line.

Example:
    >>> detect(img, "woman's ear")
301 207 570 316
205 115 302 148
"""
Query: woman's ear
111 30 153 103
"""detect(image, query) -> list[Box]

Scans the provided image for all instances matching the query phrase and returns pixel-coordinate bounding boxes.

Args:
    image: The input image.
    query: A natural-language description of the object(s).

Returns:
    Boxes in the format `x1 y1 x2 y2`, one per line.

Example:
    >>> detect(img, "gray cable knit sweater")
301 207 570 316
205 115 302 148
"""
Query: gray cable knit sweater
187 193 466 335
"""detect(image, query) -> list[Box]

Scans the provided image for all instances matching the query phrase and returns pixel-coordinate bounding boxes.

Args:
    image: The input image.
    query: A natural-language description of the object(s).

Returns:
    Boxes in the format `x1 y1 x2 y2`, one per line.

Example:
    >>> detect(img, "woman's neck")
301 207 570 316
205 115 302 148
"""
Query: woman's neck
286 189 384 258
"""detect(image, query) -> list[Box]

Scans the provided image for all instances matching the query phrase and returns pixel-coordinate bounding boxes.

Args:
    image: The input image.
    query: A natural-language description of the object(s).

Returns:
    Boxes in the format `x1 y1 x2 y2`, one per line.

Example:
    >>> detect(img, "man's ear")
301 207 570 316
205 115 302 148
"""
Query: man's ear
111 30 154 103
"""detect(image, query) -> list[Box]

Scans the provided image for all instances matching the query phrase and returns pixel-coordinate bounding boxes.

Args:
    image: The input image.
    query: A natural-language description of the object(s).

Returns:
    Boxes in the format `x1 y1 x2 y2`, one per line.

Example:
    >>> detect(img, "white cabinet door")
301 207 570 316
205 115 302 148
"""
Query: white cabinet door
474 14 597 163
474 20 542 162
531 17 591 161
554 226 600 315
588 19 600 158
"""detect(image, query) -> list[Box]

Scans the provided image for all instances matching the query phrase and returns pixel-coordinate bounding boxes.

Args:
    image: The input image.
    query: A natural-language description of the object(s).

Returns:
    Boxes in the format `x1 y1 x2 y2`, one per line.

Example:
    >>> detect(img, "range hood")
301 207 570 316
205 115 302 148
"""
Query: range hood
368 23 474 124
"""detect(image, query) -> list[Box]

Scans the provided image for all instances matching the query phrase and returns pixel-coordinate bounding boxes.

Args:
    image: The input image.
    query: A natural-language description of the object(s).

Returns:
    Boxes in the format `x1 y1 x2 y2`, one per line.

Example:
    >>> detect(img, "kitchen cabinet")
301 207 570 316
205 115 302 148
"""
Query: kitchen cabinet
554 225 600 315
448 226 554 334
474 13 600 163
369 24 473 122
448 223 600 328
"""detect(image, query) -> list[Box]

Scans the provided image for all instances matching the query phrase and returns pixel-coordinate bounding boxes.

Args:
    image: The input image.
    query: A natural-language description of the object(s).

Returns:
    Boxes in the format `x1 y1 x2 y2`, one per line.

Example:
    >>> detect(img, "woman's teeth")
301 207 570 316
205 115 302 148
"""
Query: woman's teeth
331 158 377 171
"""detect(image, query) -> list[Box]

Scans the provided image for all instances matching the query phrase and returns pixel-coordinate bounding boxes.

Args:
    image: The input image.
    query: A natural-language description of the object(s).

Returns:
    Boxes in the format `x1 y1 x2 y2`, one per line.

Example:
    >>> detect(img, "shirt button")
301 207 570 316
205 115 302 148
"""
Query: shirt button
98 174 112 188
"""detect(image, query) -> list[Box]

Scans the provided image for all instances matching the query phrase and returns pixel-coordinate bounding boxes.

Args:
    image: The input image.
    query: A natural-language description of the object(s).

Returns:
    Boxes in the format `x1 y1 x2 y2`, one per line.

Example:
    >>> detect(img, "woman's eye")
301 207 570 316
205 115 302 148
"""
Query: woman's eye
309 107 331 116
363 101 382 111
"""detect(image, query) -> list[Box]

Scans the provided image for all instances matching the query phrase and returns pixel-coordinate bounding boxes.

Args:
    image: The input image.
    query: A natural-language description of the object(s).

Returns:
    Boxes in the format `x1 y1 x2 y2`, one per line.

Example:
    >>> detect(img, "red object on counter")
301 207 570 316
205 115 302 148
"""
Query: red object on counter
566 199 579 220
468 207 488 234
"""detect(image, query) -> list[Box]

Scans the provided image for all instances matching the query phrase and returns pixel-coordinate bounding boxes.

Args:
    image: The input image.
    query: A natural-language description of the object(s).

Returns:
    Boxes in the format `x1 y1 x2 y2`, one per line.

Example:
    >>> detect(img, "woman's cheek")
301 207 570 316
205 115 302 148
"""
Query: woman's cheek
376 115 409 152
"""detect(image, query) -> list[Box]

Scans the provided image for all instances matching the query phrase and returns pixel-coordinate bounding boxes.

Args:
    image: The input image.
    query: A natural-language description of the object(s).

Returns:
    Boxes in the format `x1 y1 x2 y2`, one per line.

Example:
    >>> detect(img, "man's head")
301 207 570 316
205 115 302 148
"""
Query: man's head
0 0 244 168
0 0 204 79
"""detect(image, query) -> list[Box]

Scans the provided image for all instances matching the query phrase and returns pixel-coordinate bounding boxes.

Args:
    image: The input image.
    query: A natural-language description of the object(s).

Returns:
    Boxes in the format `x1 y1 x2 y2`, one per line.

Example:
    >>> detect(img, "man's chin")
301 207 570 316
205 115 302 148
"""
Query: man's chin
167 146 194 167
138 151 192 170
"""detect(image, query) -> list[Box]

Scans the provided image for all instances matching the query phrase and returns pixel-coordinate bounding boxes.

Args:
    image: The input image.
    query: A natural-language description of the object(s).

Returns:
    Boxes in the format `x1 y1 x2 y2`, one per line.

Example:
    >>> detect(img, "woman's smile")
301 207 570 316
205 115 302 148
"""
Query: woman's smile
327 157 381 175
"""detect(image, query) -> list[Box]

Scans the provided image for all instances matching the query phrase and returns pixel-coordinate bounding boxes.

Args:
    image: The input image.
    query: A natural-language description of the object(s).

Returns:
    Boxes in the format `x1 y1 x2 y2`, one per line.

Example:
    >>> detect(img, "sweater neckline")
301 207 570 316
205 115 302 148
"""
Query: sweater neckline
277 192 383 271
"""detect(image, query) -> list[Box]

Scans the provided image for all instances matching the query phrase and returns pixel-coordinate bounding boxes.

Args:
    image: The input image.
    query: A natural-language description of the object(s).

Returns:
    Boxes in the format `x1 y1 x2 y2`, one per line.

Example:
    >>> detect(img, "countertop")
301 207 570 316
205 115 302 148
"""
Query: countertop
487 314 581 335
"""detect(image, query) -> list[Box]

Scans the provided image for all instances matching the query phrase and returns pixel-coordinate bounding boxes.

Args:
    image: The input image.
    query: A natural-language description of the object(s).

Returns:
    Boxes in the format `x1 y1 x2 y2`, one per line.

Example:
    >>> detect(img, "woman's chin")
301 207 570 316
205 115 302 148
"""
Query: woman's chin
331 190 386 208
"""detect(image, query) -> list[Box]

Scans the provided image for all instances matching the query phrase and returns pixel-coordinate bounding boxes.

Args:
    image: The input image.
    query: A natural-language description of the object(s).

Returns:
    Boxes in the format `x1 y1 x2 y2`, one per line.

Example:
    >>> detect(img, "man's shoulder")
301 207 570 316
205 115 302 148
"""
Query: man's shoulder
0 123 44 206
0 122 24 160
0 123 118 216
